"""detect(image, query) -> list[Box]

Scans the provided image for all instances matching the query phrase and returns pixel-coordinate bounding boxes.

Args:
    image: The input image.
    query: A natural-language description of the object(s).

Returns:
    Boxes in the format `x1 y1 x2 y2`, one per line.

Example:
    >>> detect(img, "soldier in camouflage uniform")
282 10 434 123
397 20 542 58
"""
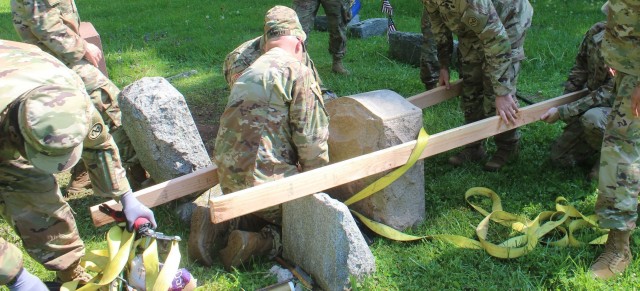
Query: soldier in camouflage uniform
214 6 329 270
421 8 439 90
10 0 147 193
540 21 614 180
0 40 155 288
589 0 640 280
423 0 533 171
223 34 337 102
293 0 352 75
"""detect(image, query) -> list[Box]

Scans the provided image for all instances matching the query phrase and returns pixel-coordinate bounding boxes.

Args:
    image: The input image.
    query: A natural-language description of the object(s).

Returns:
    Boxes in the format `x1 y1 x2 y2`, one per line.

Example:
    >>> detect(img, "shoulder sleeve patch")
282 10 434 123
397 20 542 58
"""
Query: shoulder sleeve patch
461 7 489 34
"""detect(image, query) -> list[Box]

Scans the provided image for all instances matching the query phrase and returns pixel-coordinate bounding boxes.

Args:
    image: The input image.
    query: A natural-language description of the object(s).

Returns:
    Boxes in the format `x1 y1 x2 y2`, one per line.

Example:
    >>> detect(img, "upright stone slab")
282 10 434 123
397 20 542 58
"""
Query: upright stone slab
348 18 388 38
326 90 425 230
388 31 422 67
119 77 212 182
283 193 375 291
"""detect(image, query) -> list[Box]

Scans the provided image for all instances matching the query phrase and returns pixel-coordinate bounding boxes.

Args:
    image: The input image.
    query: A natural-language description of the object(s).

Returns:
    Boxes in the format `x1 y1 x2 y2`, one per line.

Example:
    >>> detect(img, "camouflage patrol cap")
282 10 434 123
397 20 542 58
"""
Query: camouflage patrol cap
18 84 91 174
264 5 306 42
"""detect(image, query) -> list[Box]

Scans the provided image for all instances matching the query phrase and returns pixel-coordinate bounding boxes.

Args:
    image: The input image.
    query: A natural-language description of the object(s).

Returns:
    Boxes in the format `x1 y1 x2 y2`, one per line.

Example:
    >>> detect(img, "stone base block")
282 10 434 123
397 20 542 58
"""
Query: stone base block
348 18 388 38
283 193 375 291
326 90 425 230
388 31 422 67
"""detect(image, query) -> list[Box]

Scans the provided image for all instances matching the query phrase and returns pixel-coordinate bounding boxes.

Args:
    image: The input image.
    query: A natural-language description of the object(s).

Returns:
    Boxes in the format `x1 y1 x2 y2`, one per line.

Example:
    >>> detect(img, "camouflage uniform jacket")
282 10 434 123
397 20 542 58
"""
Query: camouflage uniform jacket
0 40 130 197
223 36 324 89
214 47 329 194
11 0 86 66
423 0 532 97
558 22 615 121
602 0 640 76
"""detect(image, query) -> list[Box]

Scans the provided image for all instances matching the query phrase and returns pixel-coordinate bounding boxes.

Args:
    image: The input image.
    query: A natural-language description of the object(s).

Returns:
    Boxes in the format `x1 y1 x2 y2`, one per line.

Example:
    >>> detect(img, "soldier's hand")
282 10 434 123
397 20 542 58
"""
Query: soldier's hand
496 94 519 125
120 190 157 232
540 107 560 123
632 84 640 117
438 68 450 89
84 42 102 68
7 268 47 291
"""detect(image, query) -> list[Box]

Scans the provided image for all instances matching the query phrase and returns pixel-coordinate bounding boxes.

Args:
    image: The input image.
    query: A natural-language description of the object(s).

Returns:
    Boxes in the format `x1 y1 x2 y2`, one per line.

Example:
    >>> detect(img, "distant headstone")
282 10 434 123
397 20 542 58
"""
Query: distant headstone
314 15 328 31
326 90 425 230
283 193 375 291
348 18 388 38
388 31 461 71
79 22 108 77
388 31 422 67
315 14 361 31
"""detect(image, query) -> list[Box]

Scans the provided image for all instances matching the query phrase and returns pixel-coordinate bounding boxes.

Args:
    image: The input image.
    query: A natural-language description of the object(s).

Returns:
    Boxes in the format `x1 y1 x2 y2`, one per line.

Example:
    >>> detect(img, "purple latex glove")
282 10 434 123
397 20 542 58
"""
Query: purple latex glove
121 190 157 232
8 268 47 291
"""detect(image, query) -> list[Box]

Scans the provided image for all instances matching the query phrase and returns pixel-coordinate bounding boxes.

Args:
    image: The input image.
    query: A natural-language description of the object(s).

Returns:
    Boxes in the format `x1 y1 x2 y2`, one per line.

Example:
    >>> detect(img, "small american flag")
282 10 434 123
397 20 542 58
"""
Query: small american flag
387 17 397 33
381 0 394 16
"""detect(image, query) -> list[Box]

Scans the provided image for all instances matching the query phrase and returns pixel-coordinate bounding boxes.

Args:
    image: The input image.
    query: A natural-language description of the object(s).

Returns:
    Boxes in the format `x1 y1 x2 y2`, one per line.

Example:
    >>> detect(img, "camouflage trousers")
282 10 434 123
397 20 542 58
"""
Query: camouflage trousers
0 158 84 284
293 0 351 60
458 37 524 149
0 237 22 285
550 107 610 167
596 72 640 231
71 60 138 168
420 9 439 89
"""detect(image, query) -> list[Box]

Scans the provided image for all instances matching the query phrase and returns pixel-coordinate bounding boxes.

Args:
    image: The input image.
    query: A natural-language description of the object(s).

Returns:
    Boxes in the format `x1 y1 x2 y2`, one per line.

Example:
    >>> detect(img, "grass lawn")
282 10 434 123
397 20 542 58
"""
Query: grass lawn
1 0 638 289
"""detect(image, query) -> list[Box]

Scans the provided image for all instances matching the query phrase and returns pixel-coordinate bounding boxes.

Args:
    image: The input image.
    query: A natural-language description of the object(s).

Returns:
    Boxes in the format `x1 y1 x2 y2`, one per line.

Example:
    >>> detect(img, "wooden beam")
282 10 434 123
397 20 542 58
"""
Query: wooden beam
208 89 587 223
407 80 463 109
89 165 219 227
88 81 466 226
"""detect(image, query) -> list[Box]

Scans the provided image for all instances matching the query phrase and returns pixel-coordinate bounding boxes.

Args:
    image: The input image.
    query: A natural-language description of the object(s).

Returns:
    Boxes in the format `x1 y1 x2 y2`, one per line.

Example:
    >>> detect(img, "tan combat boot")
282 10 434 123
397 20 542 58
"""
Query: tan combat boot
188 202 229 266
448 144 486 166
219 230 274 271
332 58 350 75
483 145 519 172
67 163 91 195
56 262 92 285
590 230 632 280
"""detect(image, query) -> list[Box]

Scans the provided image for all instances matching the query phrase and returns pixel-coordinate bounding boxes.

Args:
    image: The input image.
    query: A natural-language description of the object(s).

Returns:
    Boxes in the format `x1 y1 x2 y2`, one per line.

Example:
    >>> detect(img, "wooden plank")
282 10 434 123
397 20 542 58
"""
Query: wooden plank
208 89 587 223
89 165 219 227
407 80 463 109
88 80 467 226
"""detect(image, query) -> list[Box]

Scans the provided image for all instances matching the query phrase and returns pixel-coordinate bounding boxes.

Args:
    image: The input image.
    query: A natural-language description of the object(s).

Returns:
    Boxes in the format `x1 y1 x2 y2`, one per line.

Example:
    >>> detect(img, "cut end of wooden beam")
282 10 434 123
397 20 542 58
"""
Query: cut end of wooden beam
407 79 463 109
209 197 232 224
90 201 122 227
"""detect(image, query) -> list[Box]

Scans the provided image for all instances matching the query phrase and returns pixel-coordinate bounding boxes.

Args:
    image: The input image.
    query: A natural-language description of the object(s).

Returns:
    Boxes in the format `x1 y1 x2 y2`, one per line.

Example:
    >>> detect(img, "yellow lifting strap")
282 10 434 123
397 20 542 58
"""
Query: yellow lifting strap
61 224 181 291
345 128 608 259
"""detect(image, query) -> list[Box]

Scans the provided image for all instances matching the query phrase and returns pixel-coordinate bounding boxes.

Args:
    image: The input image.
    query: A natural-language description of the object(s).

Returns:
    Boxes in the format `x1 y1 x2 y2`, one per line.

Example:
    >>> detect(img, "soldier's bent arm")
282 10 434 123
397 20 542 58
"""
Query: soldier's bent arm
564 28 593 94
558 80 615 120
81 107 131 198
289 66 330 172
15 0 86 64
